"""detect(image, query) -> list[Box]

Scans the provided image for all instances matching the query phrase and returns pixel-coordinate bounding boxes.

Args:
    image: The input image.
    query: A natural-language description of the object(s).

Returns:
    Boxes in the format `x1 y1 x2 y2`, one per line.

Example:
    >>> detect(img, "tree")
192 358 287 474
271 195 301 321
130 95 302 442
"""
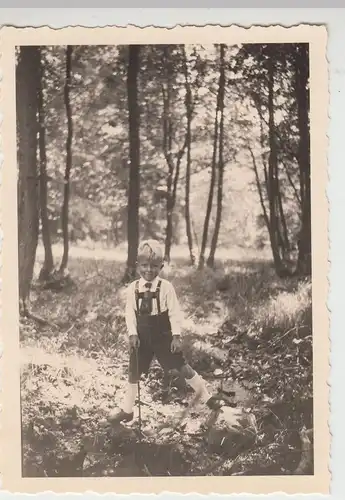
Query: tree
160 46 187 262
16 46 41 310
124 45 141 282
34 43 309 272
266 50 285 274
234 43 301 275
207 44 226 268
182 47 196 266
59 45 74 273
198 47 222 270
38 49 54 281
294 44 311 276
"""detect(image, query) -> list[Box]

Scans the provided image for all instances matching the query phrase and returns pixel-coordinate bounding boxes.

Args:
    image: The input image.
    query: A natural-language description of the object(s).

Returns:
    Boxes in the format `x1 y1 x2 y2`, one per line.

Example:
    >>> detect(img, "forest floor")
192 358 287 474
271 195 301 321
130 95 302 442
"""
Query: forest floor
21 244 313 477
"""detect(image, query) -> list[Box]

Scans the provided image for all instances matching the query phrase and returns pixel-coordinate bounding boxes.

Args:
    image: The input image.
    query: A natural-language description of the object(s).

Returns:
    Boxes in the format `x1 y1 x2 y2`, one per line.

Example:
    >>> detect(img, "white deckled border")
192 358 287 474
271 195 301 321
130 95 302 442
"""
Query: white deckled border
0 23 329 495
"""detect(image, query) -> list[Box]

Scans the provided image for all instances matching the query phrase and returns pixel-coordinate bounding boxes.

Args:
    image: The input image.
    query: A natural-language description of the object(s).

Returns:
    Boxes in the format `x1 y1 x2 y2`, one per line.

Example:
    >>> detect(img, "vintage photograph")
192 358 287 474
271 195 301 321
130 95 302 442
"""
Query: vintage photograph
1 25 329 494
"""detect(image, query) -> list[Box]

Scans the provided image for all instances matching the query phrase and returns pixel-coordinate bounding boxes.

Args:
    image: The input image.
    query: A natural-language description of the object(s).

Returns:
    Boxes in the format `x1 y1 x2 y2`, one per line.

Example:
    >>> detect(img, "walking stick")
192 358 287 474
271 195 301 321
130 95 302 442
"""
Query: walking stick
134 344 142 443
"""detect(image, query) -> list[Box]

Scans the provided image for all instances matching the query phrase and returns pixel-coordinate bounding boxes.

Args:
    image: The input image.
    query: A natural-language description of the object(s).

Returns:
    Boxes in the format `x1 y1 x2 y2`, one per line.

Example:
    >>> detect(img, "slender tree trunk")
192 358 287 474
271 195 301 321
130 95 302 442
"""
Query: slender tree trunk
267 54 285 276
161 59 174 262
294 44 311 276
277 185 290 251
124 45 141 282
248 146 271 231
16 46 41 310
183 47 195 266
165 192 174 261
164 144 187 261
161 48 187 262
281 160 302 208
163 104 174 262
207 44 226 268
198 53 222 270
185 118 194 265
37 50 54 281
59 45 73 273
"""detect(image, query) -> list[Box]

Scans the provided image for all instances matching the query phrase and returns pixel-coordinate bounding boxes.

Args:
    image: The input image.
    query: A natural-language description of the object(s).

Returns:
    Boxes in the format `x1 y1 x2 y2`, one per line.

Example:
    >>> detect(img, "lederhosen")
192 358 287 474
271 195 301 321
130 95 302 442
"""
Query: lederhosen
128 279 186 383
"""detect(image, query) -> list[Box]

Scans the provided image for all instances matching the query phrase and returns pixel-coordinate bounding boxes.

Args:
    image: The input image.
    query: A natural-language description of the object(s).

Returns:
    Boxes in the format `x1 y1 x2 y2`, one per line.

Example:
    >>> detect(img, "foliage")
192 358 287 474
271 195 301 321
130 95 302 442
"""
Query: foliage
37 43 307 263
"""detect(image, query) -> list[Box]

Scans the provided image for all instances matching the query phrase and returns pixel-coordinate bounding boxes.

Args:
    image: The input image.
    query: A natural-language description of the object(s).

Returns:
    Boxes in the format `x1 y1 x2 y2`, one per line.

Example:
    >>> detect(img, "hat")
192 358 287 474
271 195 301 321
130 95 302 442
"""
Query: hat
137 239 164 263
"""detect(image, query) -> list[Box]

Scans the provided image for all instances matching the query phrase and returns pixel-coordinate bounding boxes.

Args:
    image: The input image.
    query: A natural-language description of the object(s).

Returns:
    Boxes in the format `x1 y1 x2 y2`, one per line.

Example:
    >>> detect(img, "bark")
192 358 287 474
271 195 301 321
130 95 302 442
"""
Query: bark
254 87 291 265
207 44 226 268
59 45 73 273
124 45 141 282
248 146 270 231
277 184 290 251
198 50 222 270
267 54 285 275
16 47 41 309
37 51 54 280
249 144 289 267
182 47 195 265
294 44 311 276
161 47 187 262
281 160 302 208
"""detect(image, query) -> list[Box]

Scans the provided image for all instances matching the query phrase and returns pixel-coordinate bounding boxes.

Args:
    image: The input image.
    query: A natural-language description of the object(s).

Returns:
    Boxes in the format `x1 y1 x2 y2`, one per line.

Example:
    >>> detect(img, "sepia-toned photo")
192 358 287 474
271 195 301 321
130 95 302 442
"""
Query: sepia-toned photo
1 25 329 494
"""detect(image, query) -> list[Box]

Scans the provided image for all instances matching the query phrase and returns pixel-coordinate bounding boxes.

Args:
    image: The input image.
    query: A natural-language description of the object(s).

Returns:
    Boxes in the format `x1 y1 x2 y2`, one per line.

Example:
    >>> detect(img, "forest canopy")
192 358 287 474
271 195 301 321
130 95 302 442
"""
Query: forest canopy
16 42 310 303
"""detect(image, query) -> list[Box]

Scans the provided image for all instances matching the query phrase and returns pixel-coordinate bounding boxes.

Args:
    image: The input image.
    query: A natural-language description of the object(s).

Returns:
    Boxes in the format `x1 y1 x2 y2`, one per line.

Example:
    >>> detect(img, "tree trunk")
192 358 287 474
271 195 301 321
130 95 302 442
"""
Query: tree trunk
294 44 311 276
161 48 188 262
282 160 302 208
59 45 73 273
277 184 290 251
207 44 226 268
37 50 54 281
165 192 174 262
248 145 270 231
124 45 141 282
161 56 174 262
16 46 41 310
164 143 187 262
183 47 195 266
198 51 222 270
267 54 285 276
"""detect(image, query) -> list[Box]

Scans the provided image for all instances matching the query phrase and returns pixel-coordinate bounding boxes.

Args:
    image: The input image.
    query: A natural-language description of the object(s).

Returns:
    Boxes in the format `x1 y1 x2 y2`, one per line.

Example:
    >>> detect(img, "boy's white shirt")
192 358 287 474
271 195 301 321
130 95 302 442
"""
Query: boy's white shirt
125 276 183 337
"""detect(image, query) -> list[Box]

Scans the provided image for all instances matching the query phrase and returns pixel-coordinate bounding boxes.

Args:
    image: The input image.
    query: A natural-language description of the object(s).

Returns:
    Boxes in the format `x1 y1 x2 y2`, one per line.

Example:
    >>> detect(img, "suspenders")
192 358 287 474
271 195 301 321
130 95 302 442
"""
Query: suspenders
134 279 162 314
156 280 162 314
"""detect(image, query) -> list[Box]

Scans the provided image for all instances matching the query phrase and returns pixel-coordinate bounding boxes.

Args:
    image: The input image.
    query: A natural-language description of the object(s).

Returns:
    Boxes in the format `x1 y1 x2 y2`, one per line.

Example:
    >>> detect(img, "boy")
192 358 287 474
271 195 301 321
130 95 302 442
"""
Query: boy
108 239 239 426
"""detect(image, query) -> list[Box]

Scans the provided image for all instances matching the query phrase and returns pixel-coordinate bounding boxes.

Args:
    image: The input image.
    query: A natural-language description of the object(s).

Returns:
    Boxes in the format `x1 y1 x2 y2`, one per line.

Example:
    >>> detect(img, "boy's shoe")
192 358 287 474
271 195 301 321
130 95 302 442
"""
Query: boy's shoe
108 409 134 425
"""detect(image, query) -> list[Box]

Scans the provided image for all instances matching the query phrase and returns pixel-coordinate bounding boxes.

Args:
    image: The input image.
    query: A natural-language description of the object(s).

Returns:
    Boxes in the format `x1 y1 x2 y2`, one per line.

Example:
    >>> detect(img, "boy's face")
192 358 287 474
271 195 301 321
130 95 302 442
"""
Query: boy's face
138 257 163 282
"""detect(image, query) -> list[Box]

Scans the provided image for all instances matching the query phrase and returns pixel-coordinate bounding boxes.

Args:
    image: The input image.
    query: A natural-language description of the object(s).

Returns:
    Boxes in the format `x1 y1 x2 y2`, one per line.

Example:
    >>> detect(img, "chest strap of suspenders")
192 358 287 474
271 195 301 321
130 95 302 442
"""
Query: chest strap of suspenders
156 280 162 314
134 280 162 314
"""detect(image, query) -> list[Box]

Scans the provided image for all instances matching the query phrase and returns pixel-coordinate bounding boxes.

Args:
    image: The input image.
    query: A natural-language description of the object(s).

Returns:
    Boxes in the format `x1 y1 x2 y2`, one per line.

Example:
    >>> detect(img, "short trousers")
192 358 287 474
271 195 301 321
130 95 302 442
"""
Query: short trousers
128 329 186 383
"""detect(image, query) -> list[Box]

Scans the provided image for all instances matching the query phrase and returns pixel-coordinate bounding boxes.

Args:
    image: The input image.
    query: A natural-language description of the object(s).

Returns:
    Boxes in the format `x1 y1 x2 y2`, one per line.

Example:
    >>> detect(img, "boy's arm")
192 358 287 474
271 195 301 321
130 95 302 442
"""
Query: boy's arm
166 282 182 336
125 282 138 337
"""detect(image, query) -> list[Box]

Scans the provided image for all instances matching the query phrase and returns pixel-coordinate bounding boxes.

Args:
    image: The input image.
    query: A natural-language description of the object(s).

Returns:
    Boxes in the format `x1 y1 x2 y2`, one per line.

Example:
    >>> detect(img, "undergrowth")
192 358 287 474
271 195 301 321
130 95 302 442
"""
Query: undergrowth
21 246 313 477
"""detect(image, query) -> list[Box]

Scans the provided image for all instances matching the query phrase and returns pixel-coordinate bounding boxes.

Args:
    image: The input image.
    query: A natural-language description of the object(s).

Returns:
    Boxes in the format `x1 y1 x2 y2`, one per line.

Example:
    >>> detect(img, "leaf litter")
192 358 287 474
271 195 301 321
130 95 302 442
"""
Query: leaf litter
21 250 313 477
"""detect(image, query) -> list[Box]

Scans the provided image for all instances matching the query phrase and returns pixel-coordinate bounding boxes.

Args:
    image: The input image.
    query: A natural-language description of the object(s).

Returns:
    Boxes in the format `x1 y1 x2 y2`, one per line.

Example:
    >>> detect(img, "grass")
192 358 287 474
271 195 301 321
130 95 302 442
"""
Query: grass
21 244 313 477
